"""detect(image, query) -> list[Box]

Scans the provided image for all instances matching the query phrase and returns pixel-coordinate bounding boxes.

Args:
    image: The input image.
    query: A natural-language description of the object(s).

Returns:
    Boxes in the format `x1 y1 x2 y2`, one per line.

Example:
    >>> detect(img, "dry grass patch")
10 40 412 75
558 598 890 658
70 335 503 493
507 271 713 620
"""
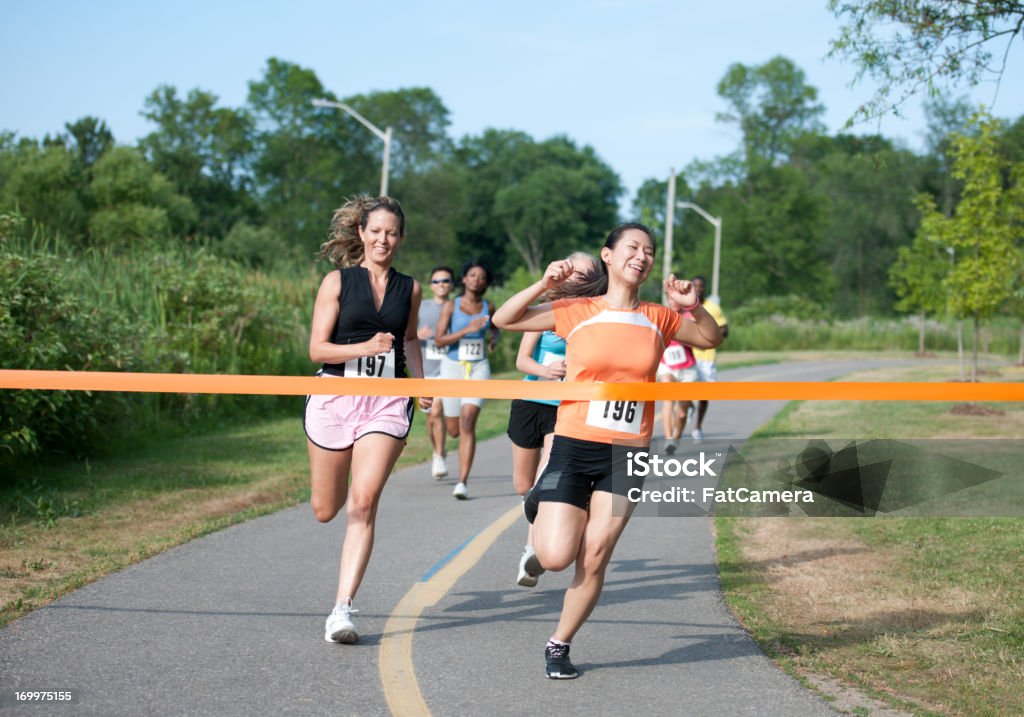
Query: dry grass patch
717 360 1024 716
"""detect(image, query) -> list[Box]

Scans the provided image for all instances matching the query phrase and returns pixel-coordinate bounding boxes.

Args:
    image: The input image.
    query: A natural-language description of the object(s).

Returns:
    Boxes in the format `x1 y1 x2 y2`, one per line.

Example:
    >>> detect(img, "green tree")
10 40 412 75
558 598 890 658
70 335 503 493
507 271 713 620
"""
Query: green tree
65 116 114 171
889 216 952 353
454 131 620 277
828 1 1024 122
248 58 342 247
715 56 826 172
140 86 257 238
88 147 196 247
919 111 1023 379
796 133 926 315
0 140 87 242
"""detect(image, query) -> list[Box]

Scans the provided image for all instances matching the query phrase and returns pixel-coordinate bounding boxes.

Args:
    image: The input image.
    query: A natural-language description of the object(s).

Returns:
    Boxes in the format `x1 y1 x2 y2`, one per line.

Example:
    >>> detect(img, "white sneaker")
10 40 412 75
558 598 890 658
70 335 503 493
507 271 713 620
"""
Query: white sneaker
325 601 359 644
665 438 678 455
453 482 468 500
691 428 704 442
516 546 545 588
431 454 448 479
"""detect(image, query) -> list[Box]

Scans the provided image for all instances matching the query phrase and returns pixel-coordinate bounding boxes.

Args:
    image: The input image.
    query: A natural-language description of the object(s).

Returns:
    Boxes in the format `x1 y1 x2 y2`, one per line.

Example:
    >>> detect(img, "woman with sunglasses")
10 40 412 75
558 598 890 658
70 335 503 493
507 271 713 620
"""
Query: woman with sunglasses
418 266 455 479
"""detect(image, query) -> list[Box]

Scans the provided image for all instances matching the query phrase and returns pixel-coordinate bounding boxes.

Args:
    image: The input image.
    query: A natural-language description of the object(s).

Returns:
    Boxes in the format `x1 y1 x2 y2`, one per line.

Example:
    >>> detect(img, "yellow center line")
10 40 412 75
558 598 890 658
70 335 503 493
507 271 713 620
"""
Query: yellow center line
378 504 522 716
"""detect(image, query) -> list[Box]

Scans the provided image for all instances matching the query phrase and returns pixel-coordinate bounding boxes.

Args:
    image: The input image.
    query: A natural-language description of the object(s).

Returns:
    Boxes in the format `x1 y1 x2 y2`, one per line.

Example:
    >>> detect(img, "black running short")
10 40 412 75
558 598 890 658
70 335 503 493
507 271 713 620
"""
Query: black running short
506 399 558 449
533 435 644 511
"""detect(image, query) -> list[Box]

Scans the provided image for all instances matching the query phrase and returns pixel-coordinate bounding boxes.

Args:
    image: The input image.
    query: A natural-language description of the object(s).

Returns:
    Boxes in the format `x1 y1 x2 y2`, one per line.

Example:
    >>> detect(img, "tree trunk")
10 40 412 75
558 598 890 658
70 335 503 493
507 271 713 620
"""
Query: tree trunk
504 226 541 274
918 310 926 354
972 315 979 383
957 320 965 381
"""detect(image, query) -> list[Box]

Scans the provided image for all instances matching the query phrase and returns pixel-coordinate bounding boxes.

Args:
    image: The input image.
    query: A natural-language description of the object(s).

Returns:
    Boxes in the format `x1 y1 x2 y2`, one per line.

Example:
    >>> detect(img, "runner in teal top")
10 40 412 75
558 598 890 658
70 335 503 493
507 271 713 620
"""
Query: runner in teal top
506 252 605 587
521 331 566 407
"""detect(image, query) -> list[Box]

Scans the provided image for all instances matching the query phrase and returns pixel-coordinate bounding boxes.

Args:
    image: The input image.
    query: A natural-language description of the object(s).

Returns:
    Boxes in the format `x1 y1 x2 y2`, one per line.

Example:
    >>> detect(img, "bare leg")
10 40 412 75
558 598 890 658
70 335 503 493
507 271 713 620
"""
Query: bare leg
427 399 446 458
532 501 588 573
678 400 692 435
528 433 555 547
456 404 480 484
551 491 633 643
444 415 460 439
657 375 678 440
334 433 405 602
309 440 353 523
512 444 541 497
696 400 709 430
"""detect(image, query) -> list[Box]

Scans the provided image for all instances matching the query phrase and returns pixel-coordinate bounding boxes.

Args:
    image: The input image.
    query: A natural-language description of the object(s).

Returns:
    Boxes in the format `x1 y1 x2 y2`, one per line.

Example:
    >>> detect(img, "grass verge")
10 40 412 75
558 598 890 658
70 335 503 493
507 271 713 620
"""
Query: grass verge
715 362 1024 716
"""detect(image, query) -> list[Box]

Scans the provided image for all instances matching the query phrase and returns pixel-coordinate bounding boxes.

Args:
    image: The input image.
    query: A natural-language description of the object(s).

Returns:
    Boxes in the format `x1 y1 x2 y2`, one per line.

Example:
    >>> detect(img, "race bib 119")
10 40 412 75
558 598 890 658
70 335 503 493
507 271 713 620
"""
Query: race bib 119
425 340 448 361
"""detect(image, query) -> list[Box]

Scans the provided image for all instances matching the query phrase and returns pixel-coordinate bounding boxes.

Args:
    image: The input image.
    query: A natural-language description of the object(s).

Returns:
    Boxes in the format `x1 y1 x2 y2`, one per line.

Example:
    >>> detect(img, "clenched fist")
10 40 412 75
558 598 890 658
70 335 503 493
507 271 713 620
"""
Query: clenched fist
365 332 394 355
664 275 699 311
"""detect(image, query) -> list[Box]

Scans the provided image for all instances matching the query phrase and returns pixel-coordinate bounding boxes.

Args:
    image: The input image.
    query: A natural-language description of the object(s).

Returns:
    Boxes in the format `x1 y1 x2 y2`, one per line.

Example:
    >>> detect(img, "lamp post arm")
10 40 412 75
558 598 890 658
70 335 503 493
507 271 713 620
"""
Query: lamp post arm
676 201 721 229
312 98 388 142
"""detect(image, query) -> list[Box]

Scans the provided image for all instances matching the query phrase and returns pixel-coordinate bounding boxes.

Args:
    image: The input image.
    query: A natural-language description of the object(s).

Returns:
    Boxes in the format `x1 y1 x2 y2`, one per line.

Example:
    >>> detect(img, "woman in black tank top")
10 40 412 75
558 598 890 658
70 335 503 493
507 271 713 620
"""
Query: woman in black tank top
304 195 430 645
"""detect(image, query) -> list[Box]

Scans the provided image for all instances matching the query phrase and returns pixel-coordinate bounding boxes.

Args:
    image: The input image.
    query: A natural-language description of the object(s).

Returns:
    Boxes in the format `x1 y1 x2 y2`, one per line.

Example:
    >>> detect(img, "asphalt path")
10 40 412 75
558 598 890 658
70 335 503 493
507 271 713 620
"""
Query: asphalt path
0 359 912 716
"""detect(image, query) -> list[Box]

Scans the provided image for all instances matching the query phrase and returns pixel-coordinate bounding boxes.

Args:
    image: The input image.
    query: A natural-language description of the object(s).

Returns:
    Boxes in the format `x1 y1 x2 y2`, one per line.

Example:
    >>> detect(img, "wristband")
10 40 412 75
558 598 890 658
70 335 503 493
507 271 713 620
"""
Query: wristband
679 298 700 312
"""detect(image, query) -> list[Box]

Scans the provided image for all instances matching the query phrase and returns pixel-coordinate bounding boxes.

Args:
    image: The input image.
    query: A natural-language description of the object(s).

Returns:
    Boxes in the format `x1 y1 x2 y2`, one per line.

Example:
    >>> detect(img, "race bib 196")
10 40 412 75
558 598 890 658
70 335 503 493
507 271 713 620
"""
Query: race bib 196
586 400 644 434
457 338 485 361
344 349 395 378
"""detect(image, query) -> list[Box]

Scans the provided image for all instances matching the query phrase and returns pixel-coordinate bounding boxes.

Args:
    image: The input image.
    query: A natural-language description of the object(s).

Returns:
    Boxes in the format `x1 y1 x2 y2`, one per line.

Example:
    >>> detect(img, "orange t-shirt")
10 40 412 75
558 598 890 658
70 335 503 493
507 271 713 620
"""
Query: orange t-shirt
552 297 682 445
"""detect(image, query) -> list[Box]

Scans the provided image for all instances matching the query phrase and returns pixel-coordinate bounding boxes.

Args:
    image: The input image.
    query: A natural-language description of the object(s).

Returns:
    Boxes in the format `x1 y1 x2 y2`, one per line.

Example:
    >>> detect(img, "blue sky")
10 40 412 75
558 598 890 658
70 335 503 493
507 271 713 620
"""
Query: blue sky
3 0 1022 204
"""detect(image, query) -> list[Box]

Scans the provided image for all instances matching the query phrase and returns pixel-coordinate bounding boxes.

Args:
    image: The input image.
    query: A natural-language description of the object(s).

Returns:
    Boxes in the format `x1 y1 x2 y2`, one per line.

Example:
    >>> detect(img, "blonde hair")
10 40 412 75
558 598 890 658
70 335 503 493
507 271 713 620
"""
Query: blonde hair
319 195 405 267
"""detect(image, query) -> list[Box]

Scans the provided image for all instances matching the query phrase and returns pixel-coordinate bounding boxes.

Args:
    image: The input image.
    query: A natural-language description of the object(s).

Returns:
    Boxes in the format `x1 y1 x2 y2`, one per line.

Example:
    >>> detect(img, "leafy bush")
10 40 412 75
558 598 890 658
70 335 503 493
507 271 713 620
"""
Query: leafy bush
217 221 296 269
729 294 832 324
0 250 139 464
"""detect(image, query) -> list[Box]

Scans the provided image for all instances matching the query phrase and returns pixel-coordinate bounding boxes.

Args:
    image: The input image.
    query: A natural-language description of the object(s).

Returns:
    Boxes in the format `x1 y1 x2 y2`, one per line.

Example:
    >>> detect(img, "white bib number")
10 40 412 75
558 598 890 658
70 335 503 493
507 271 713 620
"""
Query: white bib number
586 400 644 434
539 351 565 382
457 338 485 361
663 345 686 367
425 340 448 361
344 349 395 378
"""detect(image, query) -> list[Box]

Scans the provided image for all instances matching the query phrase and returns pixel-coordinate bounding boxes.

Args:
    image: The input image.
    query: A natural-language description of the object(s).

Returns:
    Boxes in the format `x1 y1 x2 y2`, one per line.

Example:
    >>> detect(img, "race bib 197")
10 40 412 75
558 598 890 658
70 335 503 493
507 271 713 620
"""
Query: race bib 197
457 338 485 362
586 400 644 434
343 349 395 378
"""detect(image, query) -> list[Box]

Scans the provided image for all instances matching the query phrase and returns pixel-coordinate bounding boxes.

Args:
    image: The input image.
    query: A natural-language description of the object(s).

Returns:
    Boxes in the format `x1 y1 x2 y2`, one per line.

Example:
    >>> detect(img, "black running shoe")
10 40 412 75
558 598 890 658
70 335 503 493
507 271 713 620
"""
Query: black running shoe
545 642 578 679
523 484 540 524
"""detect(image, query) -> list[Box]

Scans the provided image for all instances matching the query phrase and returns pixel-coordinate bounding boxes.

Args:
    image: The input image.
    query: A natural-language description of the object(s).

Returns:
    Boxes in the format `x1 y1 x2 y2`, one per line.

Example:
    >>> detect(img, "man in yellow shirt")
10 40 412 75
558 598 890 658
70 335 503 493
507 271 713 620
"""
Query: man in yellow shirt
690 276 727 441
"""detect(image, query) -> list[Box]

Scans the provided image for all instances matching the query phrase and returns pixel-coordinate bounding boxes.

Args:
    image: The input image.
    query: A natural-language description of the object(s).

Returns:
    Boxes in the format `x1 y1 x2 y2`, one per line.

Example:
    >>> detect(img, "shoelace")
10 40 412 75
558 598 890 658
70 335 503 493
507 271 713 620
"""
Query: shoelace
546 643 569 659
334 605 359 616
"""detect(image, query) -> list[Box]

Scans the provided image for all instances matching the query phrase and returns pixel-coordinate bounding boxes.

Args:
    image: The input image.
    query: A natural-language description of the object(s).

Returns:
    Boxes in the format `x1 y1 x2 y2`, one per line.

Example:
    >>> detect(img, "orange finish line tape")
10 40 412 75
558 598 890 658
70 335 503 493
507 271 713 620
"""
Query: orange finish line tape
0 370 1021 402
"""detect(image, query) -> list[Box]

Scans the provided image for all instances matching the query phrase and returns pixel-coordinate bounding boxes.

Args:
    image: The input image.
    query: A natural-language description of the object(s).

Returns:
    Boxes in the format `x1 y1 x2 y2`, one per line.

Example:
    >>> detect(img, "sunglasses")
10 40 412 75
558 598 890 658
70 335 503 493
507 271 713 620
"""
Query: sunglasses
431 278 452 284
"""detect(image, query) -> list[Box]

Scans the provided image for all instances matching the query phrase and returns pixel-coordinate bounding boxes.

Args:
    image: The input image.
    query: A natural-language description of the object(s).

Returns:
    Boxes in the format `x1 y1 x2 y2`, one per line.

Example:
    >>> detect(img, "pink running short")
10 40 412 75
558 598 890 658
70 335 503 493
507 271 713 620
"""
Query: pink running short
304 373 414 451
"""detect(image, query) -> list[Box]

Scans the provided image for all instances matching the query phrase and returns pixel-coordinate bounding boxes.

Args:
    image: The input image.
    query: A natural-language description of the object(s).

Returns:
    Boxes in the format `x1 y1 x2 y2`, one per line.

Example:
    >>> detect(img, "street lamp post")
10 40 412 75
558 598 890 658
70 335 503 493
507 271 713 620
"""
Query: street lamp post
663 172 723 303
312 98 393 196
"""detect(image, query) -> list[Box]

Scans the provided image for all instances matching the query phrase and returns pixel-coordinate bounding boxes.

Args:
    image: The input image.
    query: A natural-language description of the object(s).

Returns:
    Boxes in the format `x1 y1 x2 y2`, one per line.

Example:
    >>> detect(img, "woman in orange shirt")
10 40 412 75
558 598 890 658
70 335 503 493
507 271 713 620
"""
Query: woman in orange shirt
493 223 722 679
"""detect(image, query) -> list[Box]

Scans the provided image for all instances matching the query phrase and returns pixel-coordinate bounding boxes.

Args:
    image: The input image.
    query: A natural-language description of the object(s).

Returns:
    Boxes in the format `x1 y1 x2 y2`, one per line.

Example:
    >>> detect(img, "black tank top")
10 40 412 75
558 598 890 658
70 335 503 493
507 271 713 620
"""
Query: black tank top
324 266 414 377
